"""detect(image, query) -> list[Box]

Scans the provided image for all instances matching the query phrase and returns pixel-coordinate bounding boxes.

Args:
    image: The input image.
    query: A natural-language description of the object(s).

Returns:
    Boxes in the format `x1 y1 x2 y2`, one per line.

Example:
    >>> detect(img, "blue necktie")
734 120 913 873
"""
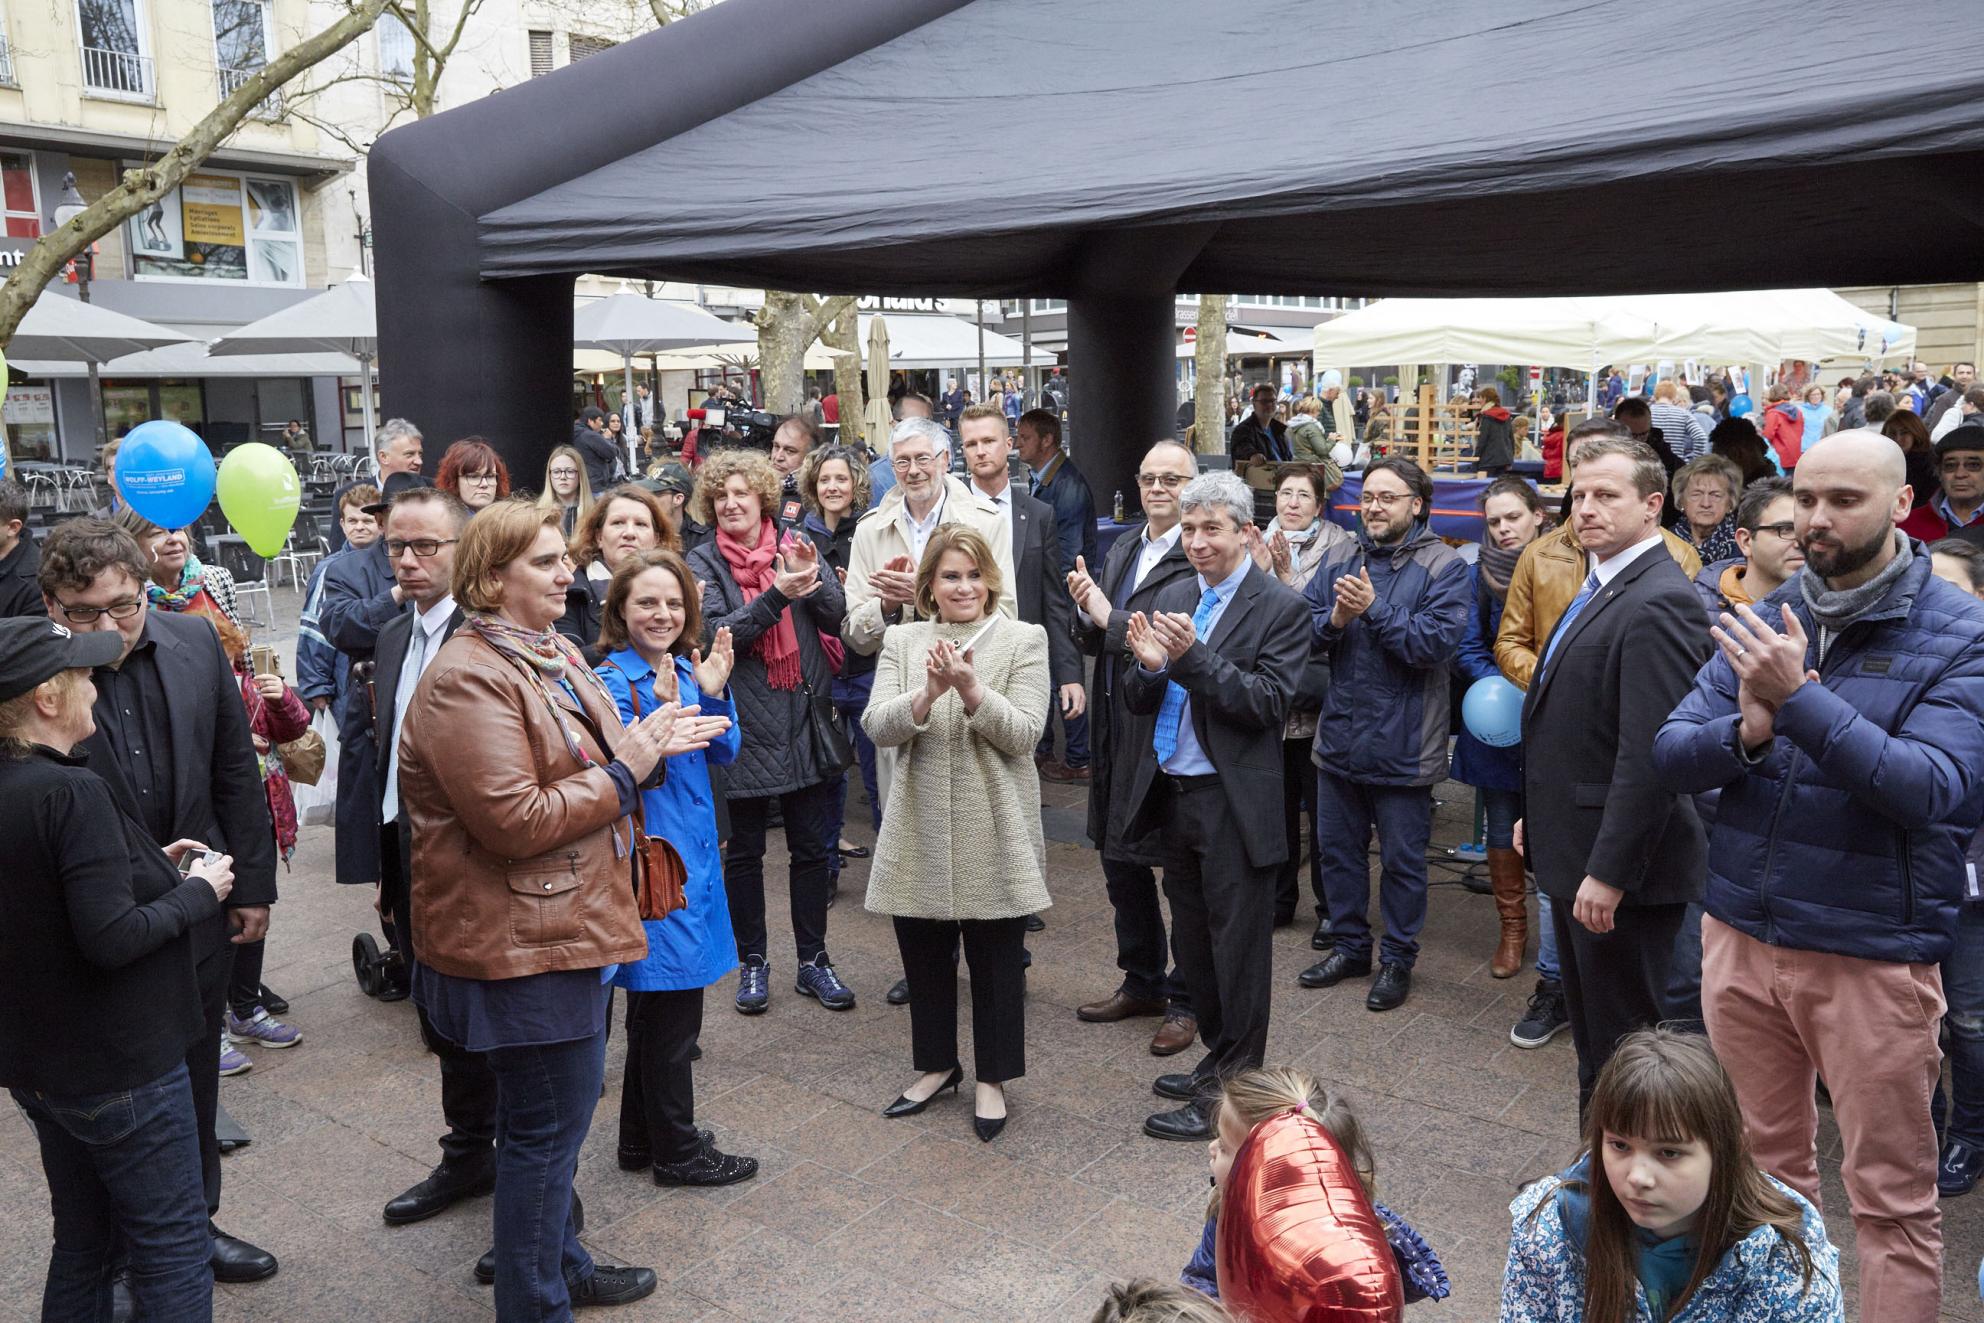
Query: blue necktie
1541 571 1602 672
1153 587 1223 763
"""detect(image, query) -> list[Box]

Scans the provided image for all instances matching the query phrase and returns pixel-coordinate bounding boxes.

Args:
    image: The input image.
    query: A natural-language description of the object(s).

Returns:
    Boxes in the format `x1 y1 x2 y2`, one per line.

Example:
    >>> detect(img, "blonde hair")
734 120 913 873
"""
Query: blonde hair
0 669 90 759
451 498 566 614
1088 1280 1234 1323
913 524 1006 620
1294 396 1323 418
1211 1066 1377 1209
688 447 781 528
536 445 596 521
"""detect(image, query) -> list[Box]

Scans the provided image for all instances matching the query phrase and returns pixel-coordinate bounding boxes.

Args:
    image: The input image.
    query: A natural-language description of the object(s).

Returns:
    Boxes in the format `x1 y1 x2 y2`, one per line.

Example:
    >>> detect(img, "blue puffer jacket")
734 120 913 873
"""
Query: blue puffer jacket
1306 521 1471 786
1653 551 1984 964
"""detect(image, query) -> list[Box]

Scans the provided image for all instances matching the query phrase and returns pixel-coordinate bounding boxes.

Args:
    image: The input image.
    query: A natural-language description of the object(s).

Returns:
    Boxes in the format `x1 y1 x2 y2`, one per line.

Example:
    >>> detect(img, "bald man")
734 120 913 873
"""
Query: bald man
1655 430 1984 1320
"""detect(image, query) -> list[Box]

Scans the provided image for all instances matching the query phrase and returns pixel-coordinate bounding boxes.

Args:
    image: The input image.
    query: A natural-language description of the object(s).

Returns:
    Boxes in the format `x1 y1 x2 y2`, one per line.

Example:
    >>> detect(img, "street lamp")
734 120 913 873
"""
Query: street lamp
50 172 108 456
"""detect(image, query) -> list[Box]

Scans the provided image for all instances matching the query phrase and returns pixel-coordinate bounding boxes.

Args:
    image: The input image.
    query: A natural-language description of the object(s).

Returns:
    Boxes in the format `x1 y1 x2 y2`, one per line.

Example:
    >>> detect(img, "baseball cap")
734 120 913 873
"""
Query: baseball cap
645 462 693 496
360 470 426 516
0 616 125 704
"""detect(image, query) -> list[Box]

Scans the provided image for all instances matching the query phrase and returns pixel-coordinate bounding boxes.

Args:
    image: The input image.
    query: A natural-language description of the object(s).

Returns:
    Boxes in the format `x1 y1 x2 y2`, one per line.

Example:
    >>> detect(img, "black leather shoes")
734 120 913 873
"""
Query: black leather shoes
1152 1071 1206 1102
973 1112 1007 1142
574 1265 658 1307
210 1224 277 1283
1024 913 1045 932
475 1193 584 1284
883 1064 963 1118
383 1157 497 1225
1366 962 1412 1012
886 977 911 1006
1143 1102 1211 1141
1297 950 1371 989
1311 916 1334 950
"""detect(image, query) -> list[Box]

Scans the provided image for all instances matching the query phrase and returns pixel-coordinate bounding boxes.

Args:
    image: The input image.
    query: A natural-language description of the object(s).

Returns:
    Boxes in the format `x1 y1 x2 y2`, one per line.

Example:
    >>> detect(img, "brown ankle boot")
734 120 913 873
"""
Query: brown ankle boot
1488 847 1528 979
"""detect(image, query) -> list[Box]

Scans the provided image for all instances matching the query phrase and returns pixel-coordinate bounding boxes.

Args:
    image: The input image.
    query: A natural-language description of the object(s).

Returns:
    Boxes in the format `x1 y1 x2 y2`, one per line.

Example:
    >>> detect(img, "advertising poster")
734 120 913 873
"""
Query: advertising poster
182 174 245 246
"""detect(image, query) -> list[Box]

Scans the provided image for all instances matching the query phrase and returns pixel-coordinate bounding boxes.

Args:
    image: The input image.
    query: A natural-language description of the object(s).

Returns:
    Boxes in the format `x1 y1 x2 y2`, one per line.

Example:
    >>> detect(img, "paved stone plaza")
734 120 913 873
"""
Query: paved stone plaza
0 588 1976 1321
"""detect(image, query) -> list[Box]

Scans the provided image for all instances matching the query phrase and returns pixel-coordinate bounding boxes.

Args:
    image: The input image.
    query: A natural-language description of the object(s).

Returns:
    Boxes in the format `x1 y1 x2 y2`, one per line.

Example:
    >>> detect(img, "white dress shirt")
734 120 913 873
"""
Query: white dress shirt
382 593 454 824
1590 532 1664 586
1133 522 1184 592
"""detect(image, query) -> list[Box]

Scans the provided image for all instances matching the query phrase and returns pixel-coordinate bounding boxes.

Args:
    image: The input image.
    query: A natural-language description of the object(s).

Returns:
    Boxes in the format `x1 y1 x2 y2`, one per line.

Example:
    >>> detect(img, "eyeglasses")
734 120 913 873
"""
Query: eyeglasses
386 538 459 558
461 472 500 486
1942 458 1984 475
547 467 578 479
1360 491 1414 508
1136 473 1189 490
1753 522 1797 540
891 453 942 472
52 598 142 624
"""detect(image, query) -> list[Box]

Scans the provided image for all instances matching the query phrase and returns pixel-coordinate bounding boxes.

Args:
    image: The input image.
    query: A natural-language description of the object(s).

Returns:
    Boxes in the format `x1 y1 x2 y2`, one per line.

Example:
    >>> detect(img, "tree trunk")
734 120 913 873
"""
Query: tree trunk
1193 295 1229 454
823 301 864 449
754 292 853 414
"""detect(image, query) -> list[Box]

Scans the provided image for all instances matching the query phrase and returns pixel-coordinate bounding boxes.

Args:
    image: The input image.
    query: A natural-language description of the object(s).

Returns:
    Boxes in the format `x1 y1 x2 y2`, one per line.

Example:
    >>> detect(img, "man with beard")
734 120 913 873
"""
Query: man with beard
1654 430 1984 1321
1692 477 1804 622
1298 457 1470 1013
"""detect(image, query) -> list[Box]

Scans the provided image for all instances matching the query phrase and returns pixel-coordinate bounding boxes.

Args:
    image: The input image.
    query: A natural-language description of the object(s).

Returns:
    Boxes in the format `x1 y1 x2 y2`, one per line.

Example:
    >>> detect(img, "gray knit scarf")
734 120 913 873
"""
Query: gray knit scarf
1798 531 1912 662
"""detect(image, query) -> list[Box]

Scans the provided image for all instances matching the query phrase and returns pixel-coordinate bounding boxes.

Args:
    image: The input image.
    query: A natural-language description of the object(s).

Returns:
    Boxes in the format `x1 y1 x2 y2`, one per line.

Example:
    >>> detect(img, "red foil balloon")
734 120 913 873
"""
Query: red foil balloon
1217 1110 1404 1323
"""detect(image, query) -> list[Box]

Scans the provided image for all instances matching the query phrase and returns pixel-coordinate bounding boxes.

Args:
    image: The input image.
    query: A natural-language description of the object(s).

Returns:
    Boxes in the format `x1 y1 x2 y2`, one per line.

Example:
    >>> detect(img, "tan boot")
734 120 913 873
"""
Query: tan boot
1488 847 1528 979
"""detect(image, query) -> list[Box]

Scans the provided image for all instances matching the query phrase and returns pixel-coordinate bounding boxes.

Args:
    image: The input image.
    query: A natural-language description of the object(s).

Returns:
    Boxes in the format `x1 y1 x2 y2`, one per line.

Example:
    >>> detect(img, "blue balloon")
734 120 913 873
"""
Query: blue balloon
1462 675 1524 747
115 420 217 529
1728 395 1756 417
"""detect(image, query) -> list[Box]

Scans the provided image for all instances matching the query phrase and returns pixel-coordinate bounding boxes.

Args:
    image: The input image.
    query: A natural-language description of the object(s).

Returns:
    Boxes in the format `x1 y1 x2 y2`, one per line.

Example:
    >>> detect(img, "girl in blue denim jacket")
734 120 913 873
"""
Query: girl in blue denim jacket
1501 1029 1842 1322
1182 1066 1449 1305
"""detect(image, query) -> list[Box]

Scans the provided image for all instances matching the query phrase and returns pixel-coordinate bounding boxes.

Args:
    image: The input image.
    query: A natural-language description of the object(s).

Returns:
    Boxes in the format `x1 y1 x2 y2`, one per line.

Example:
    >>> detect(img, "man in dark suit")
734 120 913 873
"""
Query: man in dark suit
0 480 43 619
318 515 403 890
1015 408 1098 781
41 520 281 1283
1068 441 1201 1057
1119 470 1311 1139
1517 435 1710 1112
365 490 501 1232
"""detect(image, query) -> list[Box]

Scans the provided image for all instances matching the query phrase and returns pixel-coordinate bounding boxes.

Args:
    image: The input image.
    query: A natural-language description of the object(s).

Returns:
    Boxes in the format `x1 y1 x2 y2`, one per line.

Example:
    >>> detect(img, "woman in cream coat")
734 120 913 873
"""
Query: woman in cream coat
864 524 1050 1143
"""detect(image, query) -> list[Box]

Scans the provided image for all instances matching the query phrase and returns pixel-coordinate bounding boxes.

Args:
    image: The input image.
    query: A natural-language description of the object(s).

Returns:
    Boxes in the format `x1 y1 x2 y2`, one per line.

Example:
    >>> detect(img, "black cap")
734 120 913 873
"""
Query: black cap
0 616 125 703
360 470 425 516
646 462 692 496
1937 423 1984 459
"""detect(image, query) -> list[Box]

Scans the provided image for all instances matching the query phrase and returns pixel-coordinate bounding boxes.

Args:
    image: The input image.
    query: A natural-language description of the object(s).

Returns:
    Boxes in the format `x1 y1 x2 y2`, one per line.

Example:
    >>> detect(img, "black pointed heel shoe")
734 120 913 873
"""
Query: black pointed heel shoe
882 1064 963 1118
973 1112 1007 1143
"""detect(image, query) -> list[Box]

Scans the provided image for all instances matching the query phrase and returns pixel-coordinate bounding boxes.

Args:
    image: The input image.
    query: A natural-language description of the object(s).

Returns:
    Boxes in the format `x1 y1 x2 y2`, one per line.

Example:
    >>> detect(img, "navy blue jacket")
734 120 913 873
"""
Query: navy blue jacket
1030 451 1099 577
317 541 401 744
1654 551 1984 963
1451 563 1521 793
1306 522 1471 786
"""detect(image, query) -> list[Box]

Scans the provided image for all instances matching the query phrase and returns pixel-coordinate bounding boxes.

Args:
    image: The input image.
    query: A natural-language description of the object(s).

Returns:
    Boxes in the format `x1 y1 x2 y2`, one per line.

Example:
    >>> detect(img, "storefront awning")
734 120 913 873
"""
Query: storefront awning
13 342 362 379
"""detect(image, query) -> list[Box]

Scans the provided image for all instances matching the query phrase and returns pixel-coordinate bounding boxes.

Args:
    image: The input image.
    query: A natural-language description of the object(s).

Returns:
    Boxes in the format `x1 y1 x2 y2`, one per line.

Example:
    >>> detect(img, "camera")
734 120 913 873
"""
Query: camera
681 405 779 452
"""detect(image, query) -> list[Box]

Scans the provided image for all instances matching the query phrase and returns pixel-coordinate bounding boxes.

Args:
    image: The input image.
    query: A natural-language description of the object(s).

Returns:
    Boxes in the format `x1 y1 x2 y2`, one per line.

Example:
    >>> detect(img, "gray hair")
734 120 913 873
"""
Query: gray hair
1179 470 1255 530
890 415 951 461
378 417 423 446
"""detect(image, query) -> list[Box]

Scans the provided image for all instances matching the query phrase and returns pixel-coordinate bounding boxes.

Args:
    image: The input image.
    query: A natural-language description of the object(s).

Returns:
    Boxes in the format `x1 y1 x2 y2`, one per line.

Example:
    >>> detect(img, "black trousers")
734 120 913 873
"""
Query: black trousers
385 821 497 1167
189 942 232 1216
1275 735 1324 921
1550 896 1689 1114
894 916 1027 1084
1160 780 1274 1090
226 938 266 1016
1099 856 1193 1012
618 989 705 1165
725 779 837 964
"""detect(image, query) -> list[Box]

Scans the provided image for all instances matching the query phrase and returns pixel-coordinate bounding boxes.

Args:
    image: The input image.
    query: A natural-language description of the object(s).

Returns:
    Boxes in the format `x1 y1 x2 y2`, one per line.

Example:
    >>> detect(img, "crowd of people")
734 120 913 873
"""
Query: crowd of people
3 353 1984 1321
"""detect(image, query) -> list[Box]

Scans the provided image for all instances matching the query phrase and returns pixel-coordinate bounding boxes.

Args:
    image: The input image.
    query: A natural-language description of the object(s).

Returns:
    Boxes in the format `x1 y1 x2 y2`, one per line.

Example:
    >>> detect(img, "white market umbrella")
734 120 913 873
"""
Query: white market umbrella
9 291 192 360
573 294 742 470
865 314 892 452
210 273 379 466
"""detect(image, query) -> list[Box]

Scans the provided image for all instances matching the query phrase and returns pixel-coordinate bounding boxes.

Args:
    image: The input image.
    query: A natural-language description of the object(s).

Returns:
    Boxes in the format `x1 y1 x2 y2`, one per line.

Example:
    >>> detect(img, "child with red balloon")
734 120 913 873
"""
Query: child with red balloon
1184 1066 1449 1319
1502 1029 1843 1321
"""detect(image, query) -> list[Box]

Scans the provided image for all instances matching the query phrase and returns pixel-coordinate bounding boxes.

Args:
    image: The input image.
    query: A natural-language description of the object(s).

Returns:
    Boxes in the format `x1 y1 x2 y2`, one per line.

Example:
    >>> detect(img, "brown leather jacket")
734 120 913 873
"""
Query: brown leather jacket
397 628 647 980
1492 521 1703 690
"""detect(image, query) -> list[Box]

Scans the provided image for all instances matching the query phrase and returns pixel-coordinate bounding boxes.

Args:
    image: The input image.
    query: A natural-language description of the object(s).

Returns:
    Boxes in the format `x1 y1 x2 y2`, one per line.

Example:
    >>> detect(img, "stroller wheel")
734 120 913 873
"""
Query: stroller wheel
352 932 383 997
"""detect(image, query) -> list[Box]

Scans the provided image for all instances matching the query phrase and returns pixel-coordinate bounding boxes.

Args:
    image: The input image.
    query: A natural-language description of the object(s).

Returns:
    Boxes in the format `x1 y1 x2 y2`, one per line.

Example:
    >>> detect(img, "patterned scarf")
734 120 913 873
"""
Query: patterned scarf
716 518 802 690
461 614 613 766
1477 541 1525 601
148 555 209 611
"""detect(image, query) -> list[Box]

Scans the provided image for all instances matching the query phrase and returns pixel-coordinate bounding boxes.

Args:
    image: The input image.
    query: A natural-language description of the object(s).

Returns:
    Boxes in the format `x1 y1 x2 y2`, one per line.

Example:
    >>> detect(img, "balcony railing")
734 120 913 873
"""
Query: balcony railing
218 65 283 120
0 36 16 87
81 46 154 101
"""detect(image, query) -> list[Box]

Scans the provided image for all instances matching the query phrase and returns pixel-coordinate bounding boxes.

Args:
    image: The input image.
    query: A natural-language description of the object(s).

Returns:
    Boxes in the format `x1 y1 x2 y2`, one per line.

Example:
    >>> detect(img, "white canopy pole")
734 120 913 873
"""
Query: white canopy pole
622 350 637 474
360 350 378 474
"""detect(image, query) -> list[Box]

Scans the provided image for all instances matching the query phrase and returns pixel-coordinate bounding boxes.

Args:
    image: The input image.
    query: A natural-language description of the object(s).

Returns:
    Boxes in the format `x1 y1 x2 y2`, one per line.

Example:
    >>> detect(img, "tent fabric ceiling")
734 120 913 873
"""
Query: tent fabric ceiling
475 0 1984 297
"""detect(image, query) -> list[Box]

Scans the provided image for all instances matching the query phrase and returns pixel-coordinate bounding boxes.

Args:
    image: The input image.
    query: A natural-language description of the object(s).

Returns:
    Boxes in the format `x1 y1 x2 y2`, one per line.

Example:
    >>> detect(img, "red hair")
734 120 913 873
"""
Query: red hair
435 437 512 500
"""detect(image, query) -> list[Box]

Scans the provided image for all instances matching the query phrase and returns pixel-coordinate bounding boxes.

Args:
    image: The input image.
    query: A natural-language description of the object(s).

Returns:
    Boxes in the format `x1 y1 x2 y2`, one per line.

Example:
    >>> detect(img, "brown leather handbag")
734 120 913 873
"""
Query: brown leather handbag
603 657 689 921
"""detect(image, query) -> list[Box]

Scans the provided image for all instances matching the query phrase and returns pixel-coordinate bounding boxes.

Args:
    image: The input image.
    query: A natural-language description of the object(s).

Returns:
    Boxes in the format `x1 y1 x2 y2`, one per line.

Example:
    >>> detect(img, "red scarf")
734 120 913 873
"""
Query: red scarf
716 518 801 690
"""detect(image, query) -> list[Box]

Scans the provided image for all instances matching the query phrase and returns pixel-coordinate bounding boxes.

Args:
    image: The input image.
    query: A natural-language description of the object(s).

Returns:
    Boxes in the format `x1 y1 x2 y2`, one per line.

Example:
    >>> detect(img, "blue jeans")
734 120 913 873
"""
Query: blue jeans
1315 772 1433 969
1938 903 1984 1149
12 1061 212 1323
1480 787 1519 850
1663 902 1706 1032
487 1028 607 1321
1036 706 1090 768
1536 894 1560 984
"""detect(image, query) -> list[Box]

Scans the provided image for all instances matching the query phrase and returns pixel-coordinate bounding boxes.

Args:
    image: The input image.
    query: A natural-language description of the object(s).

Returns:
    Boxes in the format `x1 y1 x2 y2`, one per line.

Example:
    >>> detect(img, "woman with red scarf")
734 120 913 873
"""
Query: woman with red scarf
684 448 854 1018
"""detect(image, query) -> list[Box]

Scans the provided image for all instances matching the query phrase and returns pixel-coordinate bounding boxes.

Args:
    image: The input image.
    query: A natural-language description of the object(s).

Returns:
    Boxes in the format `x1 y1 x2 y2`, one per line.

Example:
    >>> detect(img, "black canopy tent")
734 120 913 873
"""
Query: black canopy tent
371 0 1984 493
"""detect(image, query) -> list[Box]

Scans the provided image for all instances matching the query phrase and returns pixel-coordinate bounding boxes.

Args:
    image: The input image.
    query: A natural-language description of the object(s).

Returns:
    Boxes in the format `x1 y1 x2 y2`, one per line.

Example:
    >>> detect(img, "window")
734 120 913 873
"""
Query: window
78 0 153 99
213 0 279 113
1 150 40 239
378 11 413 79
527 29 552 77
567 33 614 62
126 166 301 286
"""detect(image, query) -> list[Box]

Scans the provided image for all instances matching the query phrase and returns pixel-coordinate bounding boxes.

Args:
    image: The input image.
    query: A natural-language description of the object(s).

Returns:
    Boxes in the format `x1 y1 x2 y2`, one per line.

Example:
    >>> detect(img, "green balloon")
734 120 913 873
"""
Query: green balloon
216 442 301 558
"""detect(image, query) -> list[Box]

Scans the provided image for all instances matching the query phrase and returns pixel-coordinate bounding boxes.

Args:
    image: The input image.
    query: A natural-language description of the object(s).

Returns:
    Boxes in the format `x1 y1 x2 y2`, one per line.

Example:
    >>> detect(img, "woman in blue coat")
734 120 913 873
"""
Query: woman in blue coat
595 547 760 1188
